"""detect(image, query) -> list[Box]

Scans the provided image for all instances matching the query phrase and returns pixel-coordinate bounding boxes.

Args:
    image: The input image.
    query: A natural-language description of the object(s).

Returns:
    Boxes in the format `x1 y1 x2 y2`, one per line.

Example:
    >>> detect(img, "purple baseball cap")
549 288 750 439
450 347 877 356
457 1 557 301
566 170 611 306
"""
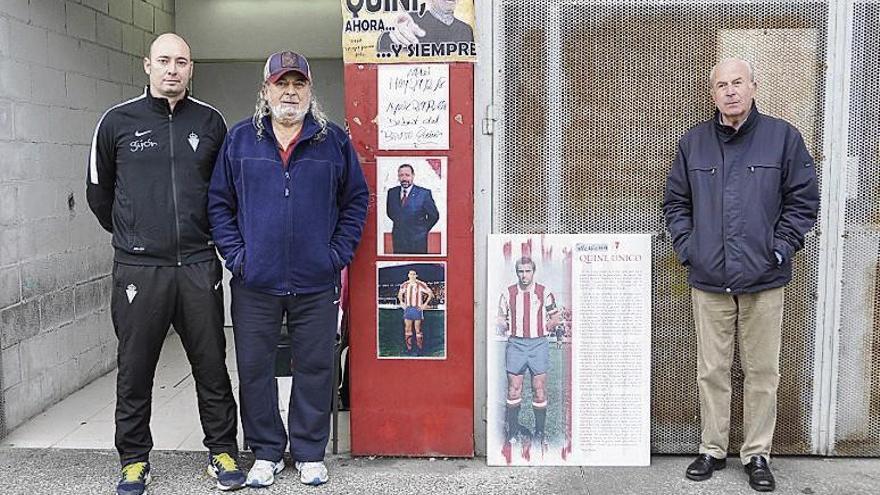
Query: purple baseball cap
263 51 311 84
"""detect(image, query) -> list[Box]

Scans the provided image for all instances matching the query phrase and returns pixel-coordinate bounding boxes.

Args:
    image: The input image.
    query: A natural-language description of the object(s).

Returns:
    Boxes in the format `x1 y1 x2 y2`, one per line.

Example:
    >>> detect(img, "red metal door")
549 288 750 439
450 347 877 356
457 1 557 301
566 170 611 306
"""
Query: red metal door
345 63 475 456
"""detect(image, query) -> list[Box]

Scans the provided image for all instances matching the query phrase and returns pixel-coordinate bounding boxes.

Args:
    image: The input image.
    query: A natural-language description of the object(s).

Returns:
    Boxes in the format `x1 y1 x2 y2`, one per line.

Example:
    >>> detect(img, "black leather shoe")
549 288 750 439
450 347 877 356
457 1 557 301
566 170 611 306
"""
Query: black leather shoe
686 453 726 481
744 455 776 492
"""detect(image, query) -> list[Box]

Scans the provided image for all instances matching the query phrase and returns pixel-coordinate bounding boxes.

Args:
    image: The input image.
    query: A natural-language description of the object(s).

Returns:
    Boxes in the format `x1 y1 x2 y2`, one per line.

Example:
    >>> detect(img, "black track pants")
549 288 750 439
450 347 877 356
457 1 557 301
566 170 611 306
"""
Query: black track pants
111 259 238 465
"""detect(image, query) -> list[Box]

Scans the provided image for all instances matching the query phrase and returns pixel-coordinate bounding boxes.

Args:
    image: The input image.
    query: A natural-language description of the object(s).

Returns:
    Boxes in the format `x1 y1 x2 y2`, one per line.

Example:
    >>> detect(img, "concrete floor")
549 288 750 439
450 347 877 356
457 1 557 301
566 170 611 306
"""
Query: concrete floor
1 328 350 453
2 330 879 494
0 448 878 494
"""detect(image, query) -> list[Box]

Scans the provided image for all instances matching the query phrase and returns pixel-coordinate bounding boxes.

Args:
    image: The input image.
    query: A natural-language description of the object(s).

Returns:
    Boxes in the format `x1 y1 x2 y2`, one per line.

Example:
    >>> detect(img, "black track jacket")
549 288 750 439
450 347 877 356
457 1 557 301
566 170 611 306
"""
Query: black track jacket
87 88 227 266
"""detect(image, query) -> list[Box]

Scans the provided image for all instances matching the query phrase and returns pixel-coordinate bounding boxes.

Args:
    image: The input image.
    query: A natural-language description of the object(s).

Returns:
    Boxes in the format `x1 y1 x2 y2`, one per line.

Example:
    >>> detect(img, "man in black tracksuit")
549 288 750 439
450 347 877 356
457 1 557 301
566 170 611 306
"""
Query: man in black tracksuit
87 33 244 495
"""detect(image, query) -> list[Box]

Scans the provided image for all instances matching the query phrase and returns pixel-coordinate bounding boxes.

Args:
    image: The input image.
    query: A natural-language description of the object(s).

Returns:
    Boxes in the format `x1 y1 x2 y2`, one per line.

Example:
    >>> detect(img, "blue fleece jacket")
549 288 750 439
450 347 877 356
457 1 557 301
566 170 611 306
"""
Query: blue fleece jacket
208 113 368 295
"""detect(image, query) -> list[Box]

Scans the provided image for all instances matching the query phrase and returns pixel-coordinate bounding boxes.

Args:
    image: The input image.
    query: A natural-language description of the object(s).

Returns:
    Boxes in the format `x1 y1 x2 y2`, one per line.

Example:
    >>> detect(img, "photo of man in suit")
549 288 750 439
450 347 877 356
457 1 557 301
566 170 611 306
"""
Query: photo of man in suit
386 163 440 254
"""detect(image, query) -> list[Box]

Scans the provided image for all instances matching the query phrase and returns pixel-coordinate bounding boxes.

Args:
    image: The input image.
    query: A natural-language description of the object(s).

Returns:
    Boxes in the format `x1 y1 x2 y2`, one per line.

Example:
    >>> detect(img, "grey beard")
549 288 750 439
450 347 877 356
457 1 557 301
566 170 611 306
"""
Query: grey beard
428 7 455 25
270 103 307 125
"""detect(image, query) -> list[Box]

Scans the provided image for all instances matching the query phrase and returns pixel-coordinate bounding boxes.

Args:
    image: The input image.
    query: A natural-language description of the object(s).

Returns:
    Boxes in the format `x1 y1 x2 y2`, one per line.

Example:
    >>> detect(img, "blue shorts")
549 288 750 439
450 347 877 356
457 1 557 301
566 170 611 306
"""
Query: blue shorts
505 337 549 375
403 306 423 320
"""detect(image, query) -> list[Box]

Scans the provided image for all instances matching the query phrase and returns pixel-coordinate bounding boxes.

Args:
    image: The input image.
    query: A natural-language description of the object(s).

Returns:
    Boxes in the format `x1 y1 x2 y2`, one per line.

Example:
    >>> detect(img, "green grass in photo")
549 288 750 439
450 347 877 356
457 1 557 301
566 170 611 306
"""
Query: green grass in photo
378 308 446 358
491 340 570 443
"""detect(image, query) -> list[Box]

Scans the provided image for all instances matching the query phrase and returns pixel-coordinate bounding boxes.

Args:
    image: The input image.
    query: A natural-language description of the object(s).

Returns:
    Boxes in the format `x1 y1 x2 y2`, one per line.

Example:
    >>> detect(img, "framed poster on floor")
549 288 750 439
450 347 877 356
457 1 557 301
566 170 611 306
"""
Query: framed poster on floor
487 234 652 466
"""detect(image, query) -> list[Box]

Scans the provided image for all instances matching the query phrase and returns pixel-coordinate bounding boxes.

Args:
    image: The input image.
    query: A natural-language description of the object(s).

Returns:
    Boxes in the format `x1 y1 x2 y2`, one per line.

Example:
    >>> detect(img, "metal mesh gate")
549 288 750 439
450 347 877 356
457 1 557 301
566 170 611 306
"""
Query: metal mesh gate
833 1 880 456
490 0 871 455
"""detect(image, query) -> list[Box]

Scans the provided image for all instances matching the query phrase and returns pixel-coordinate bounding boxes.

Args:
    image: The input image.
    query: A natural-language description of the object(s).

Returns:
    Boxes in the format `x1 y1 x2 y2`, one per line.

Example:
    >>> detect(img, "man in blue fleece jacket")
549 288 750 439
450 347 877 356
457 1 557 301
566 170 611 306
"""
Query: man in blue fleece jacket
208 51 368 488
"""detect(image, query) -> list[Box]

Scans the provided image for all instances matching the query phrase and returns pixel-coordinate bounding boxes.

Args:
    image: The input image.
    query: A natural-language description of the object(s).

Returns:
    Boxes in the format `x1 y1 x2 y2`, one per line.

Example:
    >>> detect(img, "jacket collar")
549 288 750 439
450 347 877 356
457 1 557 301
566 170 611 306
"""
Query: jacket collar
144 86 189 115
713 101 760 142
262 112 319 146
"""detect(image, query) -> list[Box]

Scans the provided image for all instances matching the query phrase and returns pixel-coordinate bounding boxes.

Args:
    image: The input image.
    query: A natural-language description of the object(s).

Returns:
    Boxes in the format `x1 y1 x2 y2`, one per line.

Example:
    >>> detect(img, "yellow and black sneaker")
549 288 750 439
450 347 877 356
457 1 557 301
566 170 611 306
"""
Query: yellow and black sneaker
207 452 246 491
117 462 150 495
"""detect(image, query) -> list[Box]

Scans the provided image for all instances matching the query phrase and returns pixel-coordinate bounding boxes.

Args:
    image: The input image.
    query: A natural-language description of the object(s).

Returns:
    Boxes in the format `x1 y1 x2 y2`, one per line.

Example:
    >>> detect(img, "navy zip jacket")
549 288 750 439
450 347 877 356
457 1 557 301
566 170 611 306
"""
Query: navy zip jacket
208 113 368 295
663 105 819 294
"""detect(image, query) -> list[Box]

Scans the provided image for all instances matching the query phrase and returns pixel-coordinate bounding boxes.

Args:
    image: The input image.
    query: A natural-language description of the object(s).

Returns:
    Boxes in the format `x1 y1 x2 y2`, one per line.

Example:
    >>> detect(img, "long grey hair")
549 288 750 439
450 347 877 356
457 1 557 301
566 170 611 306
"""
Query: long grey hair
252 85 329 142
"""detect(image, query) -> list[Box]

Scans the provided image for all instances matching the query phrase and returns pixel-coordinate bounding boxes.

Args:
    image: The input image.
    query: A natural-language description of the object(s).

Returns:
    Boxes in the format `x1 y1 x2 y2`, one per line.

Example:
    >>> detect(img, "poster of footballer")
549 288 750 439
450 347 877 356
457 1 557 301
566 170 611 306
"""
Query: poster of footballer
377 261 447 359
487 234 651 466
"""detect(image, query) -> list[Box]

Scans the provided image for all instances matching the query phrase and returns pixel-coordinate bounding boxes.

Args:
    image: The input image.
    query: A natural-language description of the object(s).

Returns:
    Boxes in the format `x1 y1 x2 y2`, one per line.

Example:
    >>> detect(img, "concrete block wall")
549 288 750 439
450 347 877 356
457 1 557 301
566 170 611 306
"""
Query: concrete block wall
0 0 175 437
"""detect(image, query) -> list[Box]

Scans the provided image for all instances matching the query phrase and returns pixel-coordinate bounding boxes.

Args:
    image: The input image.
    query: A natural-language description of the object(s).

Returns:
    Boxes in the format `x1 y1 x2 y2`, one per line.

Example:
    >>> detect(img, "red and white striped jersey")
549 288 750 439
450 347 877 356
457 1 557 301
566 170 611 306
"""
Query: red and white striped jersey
399 279 432 307
498 283 557 338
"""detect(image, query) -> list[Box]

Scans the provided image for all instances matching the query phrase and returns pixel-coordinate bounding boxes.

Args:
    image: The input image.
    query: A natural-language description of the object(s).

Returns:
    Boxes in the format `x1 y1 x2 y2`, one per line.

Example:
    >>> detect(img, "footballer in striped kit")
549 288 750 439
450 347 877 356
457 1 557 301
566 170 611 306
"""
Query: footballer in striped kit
397 269 434 355
497 256 563 461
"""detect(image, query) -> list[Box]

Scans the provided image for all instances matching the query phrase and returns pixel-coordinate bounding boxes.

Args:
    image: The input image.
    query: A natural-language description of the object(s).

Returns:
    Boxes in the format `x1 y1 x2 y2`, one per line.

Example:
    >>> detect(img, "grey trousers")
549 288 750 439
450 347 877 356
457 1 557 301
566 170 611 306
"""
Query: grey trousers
691 286 784 464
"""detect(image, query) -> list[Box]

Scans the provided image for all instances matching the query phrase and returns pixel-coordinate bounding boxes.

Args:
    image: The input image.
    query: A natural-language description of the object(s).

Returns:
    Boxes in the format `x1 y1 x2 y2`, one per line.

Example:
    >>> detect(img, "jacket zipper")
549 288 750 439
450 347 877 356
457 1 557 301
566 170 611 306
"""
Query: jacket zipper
285 168 292 294
169 113 182 266
272 122 310 296
283 149 292 295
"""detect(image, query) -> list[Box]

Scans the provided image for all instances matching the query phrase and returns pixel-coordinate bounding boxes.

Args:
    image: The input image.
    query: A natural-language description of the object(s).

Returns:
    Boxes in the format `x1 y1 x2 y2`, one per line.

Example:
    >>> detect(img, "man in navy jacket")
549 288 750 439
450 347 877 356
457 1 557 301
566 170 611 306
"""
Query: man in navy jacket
386 163 440 254
208 51 368 487
664 58 819 492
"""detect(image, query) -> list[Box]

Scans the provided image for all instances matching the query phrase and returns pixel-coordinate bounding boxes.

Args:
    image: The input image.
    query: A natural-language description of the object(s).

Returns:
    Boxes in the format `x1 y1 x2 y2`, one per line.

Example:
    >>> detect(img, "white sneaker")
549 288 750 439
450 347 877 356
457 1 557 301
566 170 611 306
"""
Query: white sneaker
245 459 284 488
295 461 328 486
